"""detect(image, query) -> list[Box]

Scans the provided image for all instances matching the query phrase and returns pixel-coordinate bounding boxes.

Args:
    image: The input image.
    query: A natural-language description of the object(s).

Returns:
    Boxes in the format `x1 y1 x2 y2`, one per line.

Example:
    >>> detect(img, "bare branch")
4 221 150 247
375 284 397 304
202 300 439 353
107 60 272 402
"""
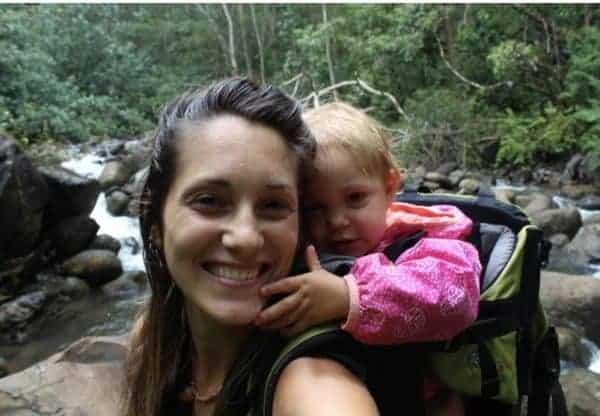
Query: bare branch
322 4 338 101
250 4 265 83
300 79 410 121
221 3 238 75
437 37 508 91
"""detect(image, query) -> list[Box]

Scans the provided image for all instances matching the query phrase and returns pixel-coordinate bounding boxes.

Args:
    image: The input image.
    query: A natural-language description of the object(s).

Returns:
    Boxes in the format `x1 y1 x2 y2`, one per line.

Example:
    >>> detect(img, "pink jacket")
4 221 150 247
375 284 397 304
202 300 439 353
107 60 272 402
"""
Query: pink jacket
341 202 481 345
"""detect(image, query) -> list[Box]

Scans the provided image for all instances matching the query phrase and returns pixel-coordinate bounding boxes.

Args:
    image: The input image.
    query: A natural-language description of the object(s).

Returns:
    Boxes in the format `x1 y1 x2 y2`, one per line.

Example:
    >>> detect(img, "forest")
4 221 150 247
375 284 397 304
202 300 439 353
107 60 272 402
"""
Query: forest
1 4 599 173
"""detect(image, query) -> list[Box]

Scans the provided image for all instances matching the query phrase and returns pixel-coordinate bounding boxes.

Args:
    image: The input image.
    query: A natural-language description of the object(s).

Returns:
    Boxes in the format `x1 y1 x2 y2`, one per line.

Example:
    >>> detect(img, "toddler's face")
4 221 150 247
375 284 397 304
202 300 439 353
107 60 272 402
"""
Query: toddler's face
305 148 396 257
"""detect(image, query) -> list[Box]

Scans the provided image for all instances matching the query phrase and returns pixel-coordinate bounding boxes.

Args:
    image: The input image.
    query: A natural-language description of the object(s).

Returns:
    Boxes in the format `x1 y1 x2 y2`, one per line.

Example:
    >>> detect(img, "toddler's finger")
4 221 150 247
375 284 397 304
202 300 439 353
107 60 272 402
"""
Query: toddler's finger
256 293 302 327
260 276 300 297
304 245 322 271
266 298 308 332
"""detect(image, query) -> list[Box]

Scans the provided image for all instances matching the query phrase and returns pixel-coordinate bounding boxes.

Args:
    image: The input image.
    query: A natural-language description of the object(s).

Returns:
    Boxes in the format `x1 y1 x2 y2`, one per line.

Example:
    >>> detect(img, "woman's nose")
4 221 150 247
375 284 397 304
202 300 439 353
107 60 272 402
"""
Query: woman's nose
222 206 265 256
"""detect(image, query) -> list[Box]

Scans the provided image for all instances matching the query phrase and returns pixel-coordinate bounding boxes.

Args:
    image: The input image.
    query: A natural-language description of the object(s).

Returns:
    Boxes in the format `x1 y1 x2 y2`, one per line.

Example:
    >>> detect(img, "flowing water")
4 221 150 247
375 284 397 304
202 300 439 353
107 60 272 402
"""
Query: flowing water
0 153 147 374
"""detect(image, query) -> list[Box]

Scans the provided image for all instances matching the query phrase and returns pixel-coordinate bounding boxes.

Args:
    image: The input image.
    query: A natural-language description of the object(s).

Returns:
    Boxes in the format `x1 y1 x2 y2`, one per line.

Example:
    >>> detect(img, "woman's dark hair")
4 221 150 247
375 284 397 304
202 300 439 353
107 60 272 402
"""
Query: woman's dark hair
124 78 315 416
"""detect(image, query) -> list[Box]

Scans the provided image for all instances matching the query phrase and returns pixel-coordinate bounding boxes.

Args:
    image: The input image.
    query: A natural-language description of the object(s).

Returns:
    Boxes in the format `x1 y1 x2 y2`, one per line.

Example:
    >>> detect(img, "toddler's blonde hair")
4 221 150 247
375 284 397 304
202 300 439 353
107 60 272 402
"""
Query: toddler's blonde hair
303 101 403 189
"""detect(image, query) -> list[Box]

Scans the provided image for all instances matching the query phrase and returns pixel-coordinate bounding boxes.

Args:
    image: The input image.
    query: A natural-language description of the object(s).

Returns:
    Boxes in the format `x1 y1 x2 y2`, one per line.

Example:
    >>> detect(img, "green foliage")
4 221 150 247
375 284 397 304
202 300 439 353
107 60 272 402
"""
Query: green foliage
0 2 599 174
397 88 487 168
496 107 579 166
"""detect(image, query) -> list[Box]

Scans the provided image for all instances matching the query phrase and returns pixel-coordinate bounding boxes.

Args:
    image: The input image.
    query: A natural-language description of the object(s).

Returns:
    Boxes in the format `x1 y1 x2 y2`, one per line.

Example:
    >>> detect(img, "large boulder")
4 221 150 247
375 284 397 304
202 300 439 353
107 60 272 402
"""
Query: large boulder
0 335 126 416
523 193 553 216
49 215 99 259
530 207 582 240
0 241 52 299
577 195 600 211
59 250 122 287
565 224 600 268
88 234 121 253
98 159 136 190
561 369 600 416
38 165 100 225
540 271 600 345
0 137 49 259
105 189 130 216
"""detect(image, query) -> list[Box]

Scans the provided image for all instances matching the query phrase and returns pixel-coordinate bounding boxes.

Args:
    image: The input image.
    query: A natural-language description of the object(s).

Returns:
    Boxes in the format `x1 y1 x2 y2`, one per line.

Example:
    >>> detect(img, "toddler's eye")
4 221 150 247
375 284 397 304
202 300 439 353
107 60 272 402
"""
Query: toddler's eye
347 191 368 207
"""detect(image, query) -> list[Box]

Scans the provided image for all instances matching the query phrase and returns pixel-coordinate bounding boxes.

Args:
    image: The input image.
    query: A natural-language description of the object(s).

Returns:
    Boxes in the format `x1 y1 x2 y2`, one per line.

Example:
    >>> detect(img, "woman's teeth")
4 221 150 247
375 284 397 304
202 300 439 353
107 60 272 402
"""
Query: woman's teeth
205 264 261 280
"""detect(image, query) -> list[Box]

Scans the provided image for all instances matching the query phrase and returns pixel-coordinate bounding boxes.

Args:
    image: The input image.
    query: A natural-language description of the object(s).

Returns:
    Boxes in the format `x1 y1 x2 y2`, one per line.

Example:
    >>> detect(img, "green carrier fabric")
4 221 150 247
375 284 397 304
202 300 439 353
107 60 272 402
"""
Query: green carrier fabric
259 187 566 416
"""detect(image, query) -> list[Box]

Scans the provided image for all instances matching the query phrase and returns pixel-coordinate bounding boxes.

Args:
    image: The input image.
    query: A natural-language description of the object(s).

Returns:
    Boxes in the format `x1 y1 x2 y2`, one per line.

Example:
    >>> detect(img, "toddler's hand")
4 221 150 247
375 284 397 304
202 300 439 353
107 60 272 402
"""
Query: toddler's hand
255 245 350 337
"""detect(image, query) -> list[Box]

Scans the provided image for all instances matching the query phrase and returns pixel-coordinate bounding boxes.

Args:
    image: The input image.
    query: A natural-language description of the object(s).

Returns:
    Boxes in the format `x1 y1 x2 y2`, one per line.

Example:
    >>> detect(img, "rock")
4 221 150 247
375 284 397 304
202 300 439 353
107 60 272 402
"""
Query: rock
0 137 49 259
523 193 553 215
123 237 141 255
102 271 146 298
98 160 134 190
105 189 130 216
549 233 570 248
0 291 48 343
424 172 452 189
122 166 148 201
88 234 121 253
532 167 561 186
530 207 582 240
413 166 427 180
493 188 515 204
561 369 600 416
49 215 99 259
556 327 592 368
561 184 599 200
448 170 466 187
566 224 600 265
577 195 600 211
514 194 535 209
561 153 585 183
458 178 480 195
422 181 441 191
59 250 122 287
38 165 100 224
0 335 126 416
436 162 457 176
0 241 51 298
0 356 8 378
540 271 600 345
581 154 600 185
59 276 90 299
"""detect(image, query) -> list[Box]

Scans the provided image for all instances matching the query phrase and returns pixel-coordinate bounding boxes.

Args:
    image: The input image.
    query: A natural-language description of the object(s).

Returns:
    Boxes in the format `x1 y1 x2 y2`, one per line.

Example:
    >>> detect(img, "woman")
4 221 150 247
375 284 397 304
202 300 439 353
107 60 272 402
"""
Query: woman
123 78 381 416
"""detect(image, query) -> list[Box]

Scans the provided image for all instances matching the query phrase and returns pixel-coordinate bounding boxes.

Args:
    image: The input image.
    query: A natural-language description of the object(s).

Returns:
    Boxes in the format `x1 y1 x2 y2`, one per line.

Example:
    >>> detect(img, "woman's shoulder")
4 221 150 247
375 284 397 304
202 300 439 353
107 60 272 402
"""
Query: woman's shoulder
272 356 379 416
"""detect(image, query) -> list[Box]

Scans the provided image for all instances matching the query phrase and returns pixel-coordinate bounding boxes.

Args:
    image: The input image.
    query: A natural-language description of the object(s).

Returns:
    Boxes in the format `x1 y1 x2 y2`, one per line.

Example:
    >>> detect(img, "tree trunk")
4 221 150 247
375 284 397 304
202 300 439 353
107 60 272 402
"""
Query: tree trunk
584 5 593 27
221 3 238 75
237 4 253 78
250 4 265 84
322 4 337 100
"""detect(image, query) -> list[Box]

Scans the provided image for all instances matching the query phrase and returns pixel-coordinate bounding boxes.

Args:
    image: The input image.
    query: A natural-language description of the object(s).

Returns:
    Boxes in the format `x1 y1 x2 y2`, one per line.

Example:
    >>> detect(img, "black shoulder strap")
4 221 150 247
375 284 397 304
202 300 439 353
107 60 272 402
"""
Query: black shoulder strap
527 327 568 416
383 231 427 262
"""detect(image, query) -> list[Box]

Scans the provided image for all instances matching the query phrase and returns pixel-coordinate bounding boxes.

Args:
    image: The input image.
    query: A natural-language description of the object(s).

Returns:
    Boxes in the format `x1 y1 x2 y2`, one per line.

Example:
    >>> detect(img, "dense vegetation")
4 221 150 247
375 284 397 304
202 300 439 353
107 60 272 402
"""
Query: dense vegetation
1 4 599 171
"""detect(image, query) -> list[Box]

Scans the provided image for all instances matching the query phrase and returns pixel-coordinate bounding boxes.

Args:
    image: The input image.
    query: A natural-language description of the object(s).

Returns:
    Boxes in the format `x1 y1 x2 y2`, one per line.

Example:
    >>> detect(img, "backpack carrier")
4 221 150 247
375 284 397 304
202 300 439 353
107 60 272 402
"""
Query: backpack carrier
259 188 566 416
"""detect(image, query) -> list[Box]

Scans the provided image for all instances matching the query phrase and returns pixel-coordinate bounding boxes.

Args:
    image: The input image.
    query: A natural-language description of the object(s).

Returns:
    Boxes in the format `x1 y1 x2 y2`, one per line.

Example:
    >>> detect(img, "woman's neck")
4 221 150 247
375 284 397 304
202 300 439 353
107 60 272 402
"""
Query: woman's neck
184 299 252 395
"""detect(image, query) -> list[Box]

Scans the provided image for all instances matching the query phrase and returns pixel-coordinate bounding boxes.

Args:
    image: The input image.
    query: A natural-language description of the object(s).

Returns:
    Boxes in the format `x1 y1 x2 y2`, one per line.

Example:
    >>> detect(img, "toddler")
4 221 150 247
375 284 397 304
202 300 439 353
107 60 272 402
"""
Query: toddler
255 102 481 415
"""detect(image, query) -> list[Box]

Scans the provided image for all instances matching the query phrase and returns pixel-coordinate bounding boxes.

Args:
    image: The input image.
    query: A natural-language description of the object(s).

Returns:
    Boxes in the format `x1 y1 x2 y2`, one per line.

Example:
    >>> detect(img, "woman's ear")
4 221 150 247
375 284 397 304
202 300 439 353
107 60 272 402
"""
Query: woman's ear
385 169 400 202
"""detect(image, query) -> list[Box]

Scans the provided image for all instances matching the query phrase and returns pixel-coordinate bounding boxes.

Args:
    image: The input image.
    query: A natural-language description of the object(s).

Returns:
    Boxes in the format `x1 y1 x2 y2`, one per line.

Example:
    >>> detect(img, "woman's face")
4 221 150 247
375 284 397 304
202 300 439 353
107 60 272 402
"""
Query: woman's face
160 115 300 326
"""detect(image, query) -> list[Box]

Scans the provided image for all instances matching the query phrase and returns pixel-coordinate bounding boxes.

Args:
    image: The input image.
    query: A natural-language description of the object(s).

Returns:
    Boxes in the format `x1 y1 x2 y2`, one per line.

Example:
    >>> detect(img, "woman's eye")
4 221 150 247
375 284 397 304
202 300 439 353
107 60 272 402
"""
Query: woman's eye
347 191 368 206
261 199 294 218
190 194 227 213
